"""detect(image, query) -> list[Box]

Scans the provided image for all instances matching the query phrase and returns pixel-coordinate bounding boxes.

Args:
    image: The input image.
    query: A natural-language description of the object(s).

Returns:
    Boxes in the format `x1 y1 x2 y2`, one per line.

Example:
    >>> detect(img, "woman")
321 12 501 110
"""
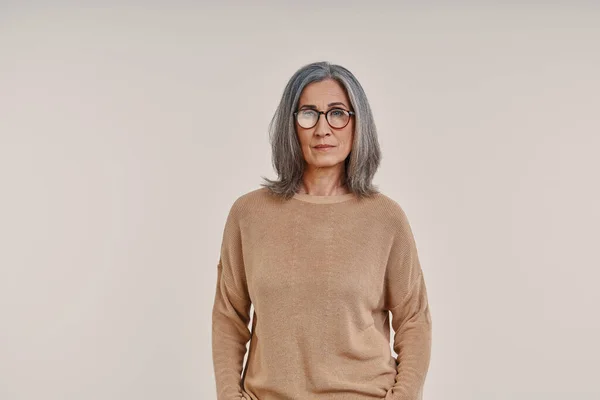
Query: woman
212 61 432 400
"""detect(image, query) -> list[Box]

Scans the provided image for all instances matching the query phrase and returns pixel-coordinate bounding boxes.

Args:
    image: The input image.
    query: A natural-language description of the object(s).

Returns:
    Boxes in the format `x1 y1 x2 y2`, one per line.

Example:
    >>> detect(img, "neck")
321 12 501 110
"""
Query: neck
298 164 348 196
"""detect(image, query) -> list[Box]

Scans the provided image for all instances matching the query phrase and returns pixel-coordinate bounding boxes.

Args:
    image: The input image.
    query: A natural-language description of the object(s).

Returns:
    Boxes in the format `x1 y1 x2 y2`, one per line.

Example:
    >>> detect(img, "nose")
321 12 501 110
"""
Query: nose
314 112 332 137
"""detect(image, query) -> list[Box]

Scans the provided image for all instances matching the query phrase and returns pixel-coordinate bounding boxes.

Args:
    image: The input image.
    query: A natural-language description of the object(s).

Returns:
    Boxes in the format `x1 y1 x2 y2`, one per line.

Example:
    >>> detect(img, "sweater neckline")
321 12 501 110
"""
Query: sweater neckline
292 192 356 204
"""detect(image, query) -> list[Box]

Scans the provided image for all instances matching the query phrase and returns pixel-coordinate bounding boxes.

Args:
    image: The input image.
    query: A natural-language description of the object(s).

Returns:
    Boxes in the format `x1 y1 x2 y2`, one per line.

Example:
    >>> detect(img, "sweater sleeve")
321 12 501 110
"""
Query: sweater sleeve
384 207 433 400
211 200 252 400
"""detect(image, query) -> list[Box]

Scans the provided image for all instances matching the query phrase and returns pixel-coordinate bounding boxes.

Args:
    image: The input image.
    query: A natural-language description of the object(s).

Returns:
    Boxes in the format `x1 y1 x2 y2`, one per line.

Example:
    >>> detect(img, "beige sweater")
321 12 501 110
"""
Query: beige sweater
211 187 432 400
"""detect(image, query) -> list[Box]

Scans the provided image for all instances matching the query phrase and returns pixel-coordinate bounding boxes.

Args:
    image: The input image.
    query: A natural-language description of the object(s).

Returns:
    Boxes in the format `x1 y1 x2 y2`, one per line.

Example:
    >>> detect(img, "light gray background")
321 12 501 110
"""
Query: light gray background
1 1 599 399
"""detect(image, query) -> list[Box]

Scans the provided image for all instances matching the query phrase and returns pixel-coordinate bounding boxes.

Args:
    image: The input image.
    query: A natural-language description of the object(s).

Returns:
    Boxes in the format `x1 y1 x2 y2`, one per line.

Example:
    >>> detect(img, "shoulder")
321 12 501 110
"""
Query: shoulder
363 191 418 243
226 187 278 218
233 186 275 206
366 191 410 222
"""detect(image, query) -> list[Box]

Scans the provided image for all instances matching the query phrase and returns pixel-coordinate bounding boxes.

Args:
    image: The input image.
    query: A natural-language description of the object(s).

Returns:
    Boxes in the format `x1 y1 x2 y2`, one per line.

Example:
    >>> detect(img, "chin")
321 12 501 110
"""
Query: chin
309 158 345 168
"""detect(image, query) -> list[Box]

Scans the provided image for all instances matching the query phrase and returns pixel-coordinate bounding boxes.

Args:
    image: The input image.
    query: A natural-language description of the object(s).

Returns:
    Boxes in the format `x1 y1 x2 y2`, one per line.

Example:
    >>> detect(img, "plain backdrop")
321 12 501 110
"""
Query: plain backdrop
1 1 599 399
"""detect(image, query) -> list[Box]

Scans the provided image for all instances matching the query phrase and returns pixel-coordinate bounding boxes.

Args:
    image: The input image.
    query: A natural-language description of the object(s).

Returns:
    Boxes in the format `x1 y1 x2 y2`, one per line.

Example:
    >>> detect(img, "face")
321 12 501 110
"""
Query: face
295 79 354 170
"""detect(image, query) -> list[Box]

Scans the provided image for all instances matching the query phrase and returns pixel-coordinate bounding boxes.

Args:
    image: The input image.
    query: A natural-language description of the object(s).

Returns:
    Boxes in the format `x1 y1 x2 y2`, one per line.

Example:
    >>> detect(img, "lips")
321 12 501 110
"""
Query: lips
314 145 335 148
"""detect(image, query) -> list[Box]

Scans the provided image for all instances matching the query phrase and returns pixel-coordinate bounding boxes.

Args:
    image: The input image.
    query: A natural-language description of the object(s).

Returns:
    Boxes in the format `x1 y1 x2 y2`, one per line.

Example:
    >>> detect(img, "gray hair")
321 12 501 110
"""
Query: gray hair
260 61 382 200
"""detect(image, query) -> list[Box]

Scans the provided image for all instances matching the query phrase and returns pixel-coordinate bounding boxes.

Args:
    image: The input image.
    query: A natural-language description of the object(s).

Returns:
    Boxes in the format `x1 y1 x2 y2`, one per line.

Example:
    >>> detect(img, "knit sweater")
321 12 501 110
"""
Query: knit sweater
211 187 432 400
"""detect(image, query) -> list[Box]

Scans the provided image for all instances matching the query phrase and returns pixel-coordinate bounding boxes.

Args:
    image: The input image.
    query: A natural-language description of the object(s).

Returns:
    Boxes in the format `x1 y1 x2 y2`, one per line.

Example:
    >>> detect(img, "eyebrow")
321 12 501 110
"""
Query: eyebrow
298 102 349 110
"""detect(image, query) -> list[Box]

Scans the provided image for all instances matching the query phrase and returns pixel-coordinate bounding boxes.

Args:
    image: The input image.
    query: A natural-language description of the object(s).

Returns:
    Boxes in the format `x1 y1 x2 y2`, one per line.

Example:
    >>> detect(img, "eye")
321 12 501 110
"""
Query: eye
329 109 345 117
299 109 317 117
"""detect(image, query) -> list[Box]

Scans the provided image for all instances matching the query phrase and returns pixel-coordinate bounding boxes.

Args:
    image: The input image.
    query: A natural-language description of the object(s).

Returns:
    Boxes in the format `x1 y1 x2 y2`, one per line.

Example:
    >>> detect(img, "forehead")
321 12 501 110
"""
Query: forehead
298 79 350 106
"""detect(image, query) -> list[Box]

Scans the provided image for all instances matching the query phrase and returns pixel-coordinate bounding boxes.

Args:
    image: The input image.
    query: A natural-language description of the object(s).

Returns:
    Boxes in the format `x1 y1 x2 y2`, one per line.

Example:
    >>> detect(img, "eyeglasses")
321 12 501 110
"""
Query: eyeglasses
293 108 355 129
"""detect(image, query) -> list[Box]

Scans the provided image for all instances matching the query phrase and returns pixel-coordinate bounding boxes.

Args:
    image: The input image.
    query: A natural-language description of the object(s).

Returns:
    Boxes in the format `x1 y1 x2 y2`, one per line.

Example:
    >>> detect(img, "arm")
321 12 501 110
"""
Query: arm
211 200 252 400
384 207 433 400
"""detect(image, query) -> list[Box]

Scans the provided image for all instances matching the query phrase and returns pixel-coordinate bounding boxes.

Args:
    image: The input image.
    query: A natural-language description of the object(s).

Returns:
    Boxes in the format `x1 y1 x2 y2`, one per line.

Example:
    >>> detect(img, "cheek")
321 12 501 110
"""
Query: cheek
340 129 354 150
296 128 311 147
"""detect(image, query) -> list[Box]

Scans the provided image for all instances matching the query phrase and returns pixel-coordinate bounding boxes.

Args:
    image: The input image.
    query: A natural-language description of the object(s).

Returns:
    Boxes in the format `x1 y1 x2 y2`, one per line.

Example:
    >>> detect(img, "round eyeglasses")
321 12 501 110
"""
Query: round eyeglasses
293 108 355 129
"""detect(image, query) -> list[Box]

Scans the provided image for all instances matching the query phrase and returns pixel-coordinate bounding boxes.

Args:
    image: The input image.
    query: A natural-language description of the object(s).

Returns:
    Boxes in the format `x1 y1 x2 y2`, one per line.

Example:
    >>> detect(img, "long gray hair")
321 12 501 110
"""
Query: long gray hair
260 61 382 200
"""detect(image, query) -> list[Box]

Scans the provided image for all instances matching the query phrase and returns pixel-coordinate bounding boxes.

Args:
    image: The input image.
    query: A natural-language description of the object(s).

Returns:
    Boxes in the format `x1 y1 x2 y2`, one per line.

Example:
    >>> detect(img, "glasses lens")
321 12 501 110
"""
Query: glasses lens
296 109 318 128
327 109 350 128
